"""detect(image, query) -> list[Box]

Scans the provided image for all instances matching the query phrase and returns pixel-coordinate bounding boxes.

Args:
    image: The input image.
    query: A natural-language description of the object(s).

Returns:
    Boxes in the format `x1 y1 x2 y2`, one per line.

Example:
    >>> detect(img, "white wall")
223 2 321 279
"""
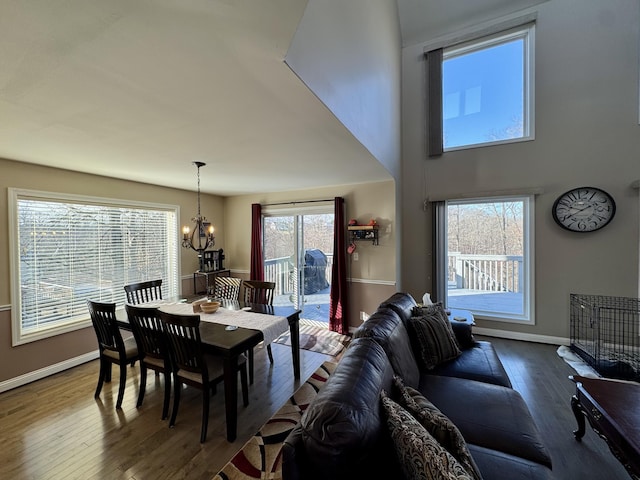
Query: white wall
284 0 402 178
401 0 640 339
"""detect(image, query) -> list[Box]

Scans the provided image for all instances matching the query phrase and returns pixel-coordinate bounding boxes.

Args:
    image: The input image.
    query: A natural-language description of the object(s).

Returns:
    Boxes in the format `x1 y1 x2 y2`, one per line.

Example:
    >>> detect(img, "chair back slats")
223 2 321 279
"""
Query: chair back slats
160 311 206 378
124 279 163 305
212 276 242 300
243 280 276 305
87 300 124 354
88 300 141 410
126 305 166 362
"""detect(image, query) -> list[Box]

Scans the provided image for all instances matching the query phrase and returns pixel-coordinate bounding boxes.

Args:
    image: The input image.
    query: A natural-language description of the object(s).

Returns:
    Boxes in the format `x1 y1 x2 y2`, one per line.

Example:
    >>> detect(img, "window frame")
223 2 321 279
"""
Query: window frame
439 195 535 324
8 188 181 345
428 22 535 155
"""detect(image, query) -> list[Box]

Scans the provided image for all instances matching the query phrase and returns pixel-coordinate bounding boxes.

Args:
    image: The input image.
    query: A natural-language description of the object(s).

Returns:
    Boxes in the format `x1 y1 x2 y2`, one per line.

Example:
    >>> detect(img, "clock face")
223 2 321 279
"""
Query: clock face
552 187 616 232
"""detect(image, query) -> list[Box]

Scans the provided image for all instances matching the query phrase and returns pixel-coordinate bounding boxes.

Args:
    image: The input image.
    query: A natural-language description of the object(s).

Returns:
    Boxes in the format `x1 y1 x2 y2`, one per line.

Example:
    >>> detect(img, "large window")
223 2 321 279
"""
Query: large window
437 196 534 323
428 23 535 155
9 189 180 345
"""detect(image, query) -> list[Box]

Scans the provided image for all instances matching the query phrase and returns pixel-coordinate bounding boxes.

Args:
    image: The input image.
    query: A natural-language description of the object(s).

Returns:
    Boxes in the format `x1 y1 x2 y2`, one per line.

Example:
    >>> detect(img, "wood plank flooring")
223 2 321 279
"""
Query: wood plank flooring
0 343 330 480
487 336 631 480
0 336 633 479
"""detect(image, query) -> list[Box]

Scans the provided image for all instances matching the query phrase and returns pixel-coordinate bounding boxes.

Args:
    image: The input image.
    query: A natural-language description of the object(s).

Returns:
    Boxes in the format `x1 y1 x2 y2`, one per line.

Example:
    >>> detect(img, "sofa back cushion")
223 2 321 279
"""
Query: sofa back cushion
379 292 417 325
284 337 400 480
354 307 420 388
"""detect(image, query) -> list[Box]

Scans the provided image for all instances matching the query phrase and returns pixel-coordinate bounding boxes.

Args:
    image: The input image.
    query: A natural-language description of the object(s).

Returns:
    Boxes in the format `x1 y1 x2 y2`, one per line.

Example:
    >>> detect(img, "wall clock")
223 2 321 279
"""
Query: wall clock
552 187 616 232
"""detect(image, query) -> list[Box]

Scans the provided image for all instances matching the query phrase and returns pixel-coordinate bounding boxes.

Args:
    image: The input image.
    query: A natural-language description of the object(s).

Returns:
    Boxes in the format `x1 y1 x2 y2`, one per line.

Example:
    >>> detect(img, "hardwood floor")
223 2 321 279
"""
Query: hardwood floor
0 343 330 480
487 336 631 480
0 336 633 479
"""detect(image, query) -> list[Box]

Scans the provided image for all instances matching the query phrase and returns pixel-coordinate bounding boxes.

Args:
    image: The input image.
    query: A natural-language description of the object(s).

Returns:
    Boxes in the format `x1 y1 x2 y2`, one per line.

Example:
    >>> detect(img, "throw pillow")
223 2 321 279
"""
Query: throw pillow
407 303 461 370
380 390 474 480
412 302 451 326
393 376 483 480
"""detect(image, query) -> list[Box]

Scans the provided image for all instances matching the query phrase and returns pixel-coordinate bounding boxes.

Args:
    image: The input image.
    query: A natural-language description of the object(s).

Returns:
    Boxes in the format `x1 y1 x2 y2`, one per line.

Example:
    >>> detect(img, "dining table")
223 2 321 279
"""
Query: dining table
118 296 301 442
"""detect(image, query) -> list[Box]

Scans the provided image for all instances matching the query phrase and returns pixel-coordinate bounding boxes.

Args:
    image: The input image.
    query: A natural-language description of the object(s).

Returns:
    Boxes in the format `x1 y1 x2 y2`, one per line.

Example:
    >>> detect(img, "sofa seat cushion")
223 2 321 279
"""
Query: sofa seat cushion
354 307 420 388
381 391 474 480
295 337 399 479
418 375 552 468
468 445 554 480
428 341 512 388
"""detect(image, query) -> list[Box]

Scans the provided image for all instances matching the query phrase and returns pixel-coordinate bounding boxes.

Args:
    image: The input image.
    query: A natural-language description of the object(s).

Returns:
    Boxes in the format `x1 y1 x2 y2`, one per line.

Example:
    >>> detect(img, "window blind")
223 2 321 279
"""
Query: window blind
12 191 179 342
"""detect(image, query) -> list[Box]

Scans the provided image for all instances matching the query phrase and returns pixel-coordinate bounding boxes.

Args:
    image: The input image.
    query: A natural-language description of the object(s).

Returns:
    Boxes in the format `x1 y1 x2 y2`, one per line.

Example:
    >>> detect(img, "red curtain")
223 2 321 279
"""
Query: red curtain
250 203 264 281
329 197 348 334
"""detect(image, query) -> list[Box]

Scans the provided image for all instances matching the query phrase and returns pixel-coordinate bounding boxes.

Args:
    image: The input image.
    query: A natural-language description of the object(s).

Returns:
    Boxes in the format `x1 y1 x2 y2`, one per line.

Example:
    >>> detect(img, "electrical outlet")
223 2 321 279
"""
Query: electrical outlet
353 252 359 261
360 311 369 321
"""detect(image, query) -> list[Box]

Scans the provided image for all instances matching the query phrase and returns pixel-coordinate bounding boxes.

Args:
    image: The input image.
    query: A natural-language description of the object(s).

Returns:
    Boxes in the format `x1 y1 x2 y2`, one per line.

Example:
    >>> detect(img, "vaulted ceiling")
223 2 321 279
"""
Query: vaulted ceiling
0 0 545 195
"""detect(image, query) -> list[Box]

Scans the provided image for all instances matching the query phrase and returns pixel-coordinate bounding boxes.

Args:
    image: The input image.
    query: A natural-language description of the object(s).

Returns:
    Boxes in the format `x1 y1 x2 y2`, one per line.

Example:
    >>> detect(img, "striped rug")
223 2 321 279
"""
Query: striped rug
213 361 337 480
273 320 351 357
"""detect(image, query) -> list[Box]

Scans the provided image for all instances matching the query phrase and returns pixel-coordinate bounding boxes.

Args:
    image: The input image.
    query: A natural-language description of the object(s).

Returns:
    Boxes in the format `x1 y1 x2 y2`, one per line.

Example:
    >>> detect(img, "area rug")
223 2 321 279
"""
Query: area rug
213 361 337 480
273 320 351 357
557 345 600 378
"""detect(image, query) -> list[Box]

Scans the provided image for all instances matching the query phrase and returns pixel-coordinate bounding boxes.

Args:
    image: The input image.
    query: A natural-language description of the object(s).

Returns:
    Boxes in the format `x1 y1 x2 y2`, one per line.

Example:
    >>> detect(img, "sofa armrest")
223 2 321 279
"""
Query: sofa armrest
282 426 309 480
450 321 475 350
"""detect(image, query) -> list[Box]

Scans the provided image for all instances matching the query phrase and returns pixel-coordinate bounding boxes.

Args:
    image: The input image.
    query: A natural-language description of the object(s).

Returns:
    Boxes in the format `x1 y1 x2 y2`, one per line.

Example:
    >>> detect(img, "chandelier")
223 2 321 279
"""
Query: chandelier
182 162 215 263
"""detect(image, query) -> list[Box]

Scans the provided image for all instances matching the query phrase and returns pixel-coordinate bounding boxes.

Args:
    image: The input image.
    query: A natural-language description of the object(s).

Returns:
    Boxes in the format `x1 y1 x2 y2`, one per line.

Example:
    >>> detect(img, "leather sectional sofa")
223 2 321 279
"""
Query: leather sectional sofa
282 292 554 480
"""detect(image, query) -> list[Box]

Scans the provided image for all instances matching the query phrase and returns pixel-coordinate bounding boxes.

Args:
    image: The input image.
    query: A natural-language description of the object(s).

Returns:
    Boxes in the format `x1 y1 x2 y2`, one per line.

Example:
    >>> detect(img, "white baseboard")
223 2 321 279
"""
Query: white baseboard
0 350 99 394
473 326 569 346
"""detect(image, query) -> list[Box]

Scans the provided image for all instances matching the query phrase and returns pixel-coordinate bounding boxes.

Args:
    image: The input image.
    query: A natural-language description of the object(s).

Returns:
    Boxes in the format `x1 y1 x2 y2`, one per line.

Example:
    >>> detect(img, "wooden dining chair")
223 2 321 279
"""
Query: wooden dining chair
243 280 276 306
124 279 163 305
125 304 172 420
243 280 277 379
87 300 140 410
159 310 249 443
211 276 242 301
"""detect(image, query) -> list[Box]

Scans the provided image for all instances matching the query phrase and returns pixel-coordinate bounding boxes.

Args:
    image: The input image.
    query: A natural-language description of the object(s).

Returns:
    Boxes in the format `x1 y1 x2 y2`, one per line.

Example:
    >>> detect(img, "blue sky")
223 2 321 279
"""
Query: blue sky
443 38 524 148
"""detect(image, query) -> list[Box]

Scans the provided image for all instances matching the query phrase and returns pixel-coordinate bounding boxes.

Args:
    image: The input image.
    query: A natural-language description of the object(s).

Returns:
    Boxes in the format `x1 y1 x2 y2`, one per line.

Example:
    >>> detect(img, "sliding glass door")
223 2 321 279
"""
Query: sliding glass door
263 209 334 323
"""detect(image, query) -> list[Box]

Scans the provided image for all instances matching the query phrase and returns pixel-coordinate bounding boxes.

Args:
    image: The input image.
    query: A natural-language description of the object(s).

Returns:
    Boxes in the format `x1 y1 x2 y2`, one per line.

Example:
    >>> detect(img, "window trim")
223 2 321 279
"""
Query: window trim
439 194 535 324
8 188 181 345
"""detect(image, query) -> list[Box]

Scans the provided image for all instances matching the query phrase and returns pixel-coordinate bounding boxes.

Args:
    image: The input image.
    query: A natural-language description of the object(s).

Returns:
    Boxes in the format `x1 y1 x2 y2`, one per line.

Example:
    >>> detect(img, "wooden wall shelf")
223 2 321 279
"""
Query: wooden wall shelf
348 225 379 245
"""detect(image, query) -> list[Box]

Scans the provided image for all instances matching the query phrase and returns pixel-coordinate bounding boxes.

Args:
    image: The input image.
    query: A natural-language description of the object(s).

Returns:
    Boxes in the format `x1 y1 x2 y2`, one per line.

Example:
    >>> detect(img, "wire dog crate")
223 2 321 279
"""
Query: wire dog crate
570 294 640 381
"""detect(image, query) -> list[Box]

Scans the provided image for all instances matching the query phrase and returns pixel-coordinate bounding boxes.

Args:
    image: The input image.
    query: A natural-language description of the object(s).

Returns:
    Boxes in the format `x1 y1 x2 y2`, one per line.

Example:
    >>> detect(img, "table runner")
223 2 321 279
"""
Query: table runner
153 300 289 345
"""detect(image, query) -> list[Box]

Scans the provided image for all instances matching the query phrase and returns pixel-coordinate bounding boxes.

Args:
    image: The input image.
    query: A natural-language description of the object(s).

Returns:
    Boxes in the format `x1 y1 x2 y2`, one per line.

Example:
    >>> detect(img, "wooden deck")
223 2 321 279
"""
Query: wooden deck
448 289 524 316
276 288 525 323
274 288 331 323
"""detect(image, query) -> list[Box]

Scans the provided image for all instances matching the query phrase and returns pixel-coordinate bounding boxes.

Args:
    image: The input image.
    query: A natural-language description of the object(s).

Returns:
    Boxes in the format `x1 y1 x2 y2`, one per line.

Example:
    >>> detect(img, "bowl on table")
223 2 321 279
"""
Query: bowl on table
200 301 221 314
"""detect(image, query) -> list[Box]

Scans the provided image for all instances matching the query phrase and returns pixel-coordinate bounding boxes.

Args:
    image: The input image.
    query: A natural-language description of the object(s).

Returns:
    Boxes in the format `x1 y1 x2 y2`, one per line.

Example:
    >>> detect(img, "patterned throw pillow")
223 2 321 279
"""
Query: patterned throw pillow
393 376 483 480
408 303 461 370
380 390 474 480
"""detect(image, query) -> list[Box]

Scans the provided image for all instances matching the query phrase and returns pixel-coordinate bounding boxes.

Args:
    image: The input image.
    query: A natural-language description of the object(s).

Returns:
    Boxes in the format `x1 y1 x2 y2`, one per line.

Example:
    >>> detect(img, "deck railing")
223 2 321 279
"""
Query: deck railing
448 253 523 293
264 254 333 296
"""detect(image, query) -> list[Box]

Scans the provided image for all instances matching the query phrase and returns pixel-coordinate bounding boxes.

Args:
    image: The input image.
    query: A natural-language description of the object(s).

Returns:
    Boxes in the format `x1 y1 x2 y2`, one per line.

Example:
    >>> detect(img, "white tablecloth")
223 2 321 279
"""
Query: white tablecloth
154 300 288 345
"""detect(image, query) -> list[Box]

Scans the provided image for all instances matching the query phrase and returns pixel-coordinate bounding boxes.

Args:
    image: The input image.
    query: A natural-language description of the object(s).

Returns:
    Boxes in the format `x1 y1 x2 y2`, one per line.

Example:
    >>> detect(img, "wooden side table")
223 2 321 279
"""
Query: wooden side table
570 375 640 479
